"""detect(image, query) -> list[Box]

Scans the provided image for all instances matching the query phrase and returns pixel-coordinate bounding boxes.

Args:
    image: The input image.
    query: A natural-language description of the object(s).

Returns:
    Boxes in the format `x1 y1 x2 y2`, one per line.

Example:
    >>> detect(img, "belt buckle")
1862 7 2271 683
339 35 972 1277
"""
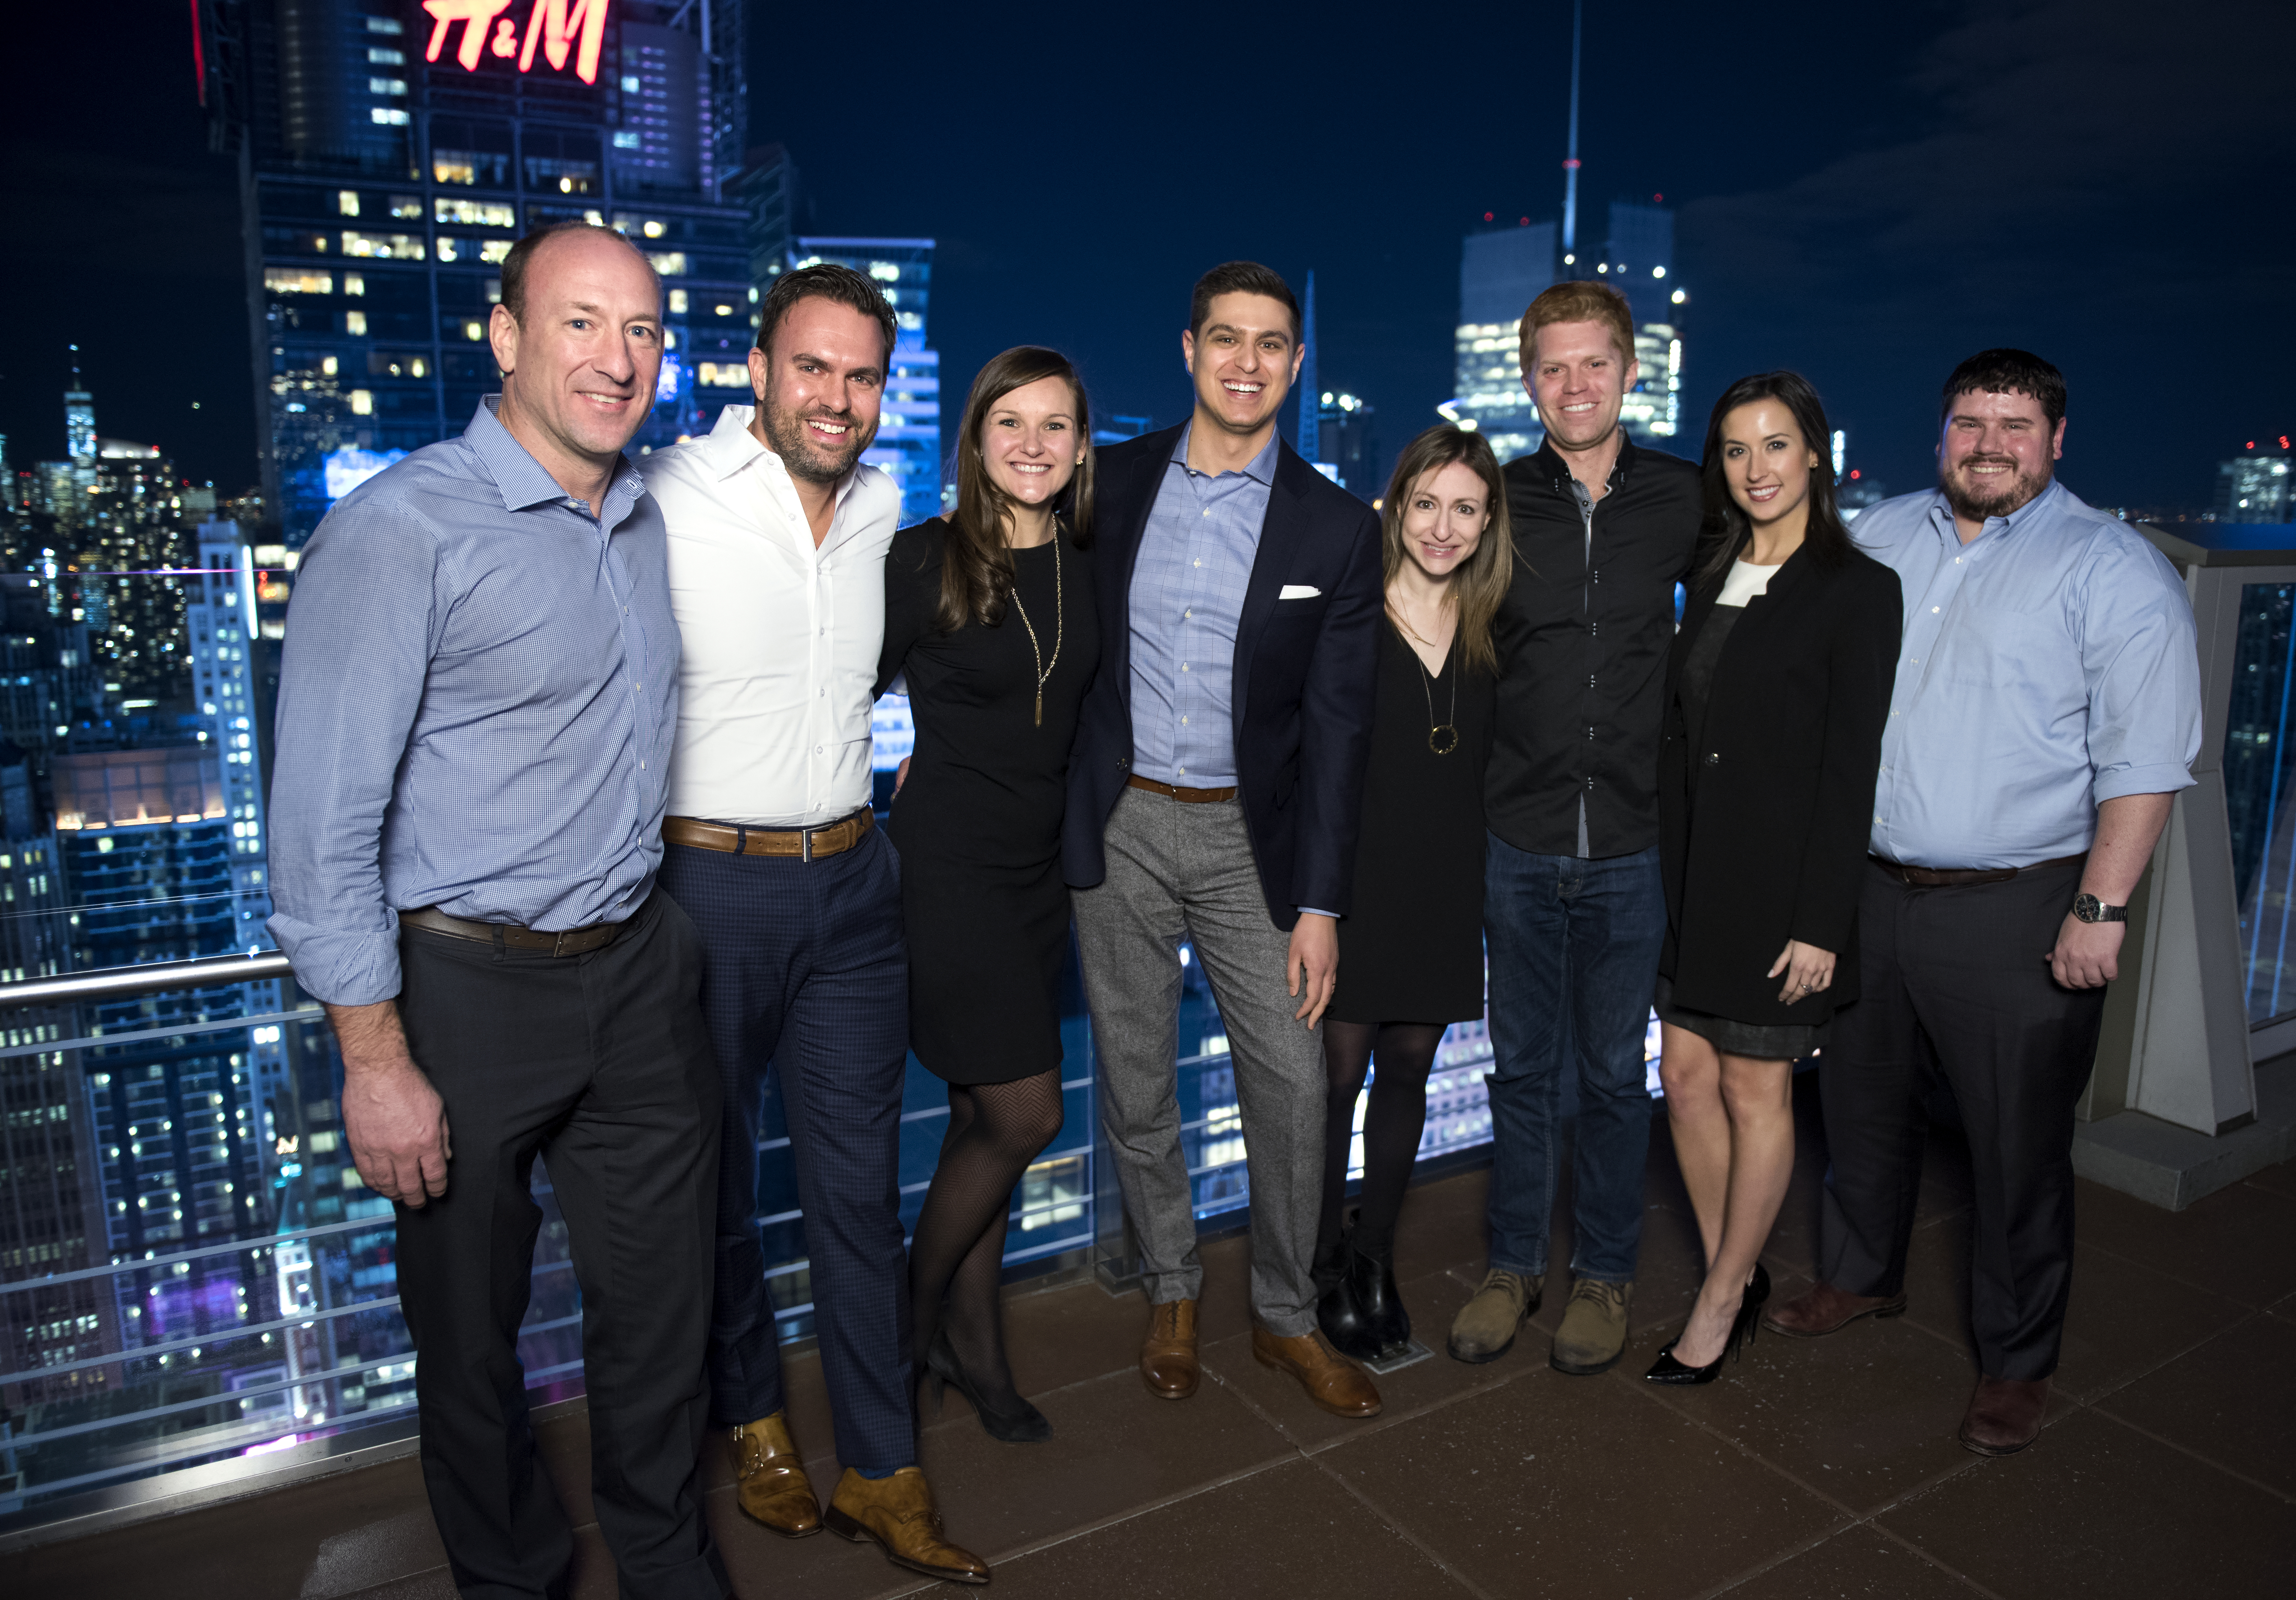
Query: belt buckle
801 825 814 864
551 929 577 957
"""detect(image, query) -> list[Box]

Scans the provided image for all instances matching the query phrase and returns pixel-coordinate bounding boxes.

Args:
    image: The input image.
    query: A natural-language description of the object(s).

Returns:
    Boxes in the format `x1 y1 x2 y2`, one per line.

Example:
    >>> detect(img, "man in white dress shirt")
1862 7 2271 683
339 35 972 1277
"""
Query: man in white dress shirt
639 264 987 1585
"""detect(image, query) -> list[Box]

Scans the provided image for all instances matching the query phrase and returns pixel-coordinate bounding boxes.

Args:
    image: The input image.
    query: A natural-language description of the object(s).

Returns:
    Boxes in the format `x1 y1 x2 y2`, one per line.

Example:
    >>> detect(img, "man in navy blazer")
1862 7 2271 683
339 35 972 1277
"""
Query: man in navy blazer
1065 261 1386 1420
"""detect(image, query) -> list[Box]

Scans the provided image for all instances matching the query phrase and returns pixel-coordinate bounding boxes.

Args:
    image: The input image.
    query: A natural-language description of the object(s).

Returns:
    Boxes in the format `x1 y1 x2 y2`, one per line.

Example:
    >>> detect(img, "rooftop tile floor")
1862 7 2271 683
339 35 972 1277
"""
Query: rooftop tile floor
17 1075 2296 1599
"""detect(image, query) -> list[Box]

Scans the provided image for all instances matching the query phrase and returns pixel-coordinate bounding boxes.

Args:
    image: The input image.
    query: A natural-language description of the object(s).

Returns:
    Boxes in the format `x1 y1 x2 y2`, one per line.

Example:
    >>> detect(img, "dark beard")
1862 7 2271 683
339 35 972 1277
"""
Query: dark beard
760 396 869 485
1939 456 2050 524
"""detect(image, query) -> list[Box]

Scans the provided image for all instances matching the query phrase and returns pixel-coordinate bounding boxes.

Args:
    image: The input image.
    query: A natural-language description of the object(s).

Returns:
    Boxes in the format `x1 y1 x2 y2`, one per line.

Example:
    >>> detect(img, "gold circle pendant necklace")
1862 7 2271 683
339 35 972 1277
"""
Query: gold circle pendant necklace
1008 526 1063 727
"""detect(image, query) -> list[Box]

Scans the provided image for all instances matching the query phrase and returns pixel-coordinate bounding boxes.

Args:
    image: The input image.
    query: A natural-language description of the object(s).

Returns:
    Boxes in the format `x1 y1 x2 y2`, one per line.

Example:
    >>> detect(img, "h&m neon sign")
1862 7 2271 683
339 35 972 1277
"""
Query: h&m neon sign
422 1 611 86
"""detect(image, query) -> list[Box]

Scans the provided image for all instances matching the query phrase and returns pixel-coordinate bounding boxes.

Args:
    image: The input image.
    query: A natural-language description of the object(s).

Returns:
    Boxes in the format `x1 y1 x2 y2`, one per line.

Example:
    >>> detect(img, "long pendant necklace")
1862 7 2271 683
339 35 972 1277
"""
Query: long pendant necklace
1008 525 1063 727
1392 602 1459 755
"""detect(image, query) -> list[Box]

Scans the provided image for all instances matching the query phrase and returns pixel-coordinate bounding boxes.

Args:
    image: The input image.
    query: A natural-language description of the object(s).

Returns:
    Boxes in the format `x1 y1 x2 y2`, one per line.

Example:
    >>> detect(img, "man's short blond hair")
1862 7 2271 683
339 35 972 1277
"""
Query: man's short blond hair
1519 280 1637 366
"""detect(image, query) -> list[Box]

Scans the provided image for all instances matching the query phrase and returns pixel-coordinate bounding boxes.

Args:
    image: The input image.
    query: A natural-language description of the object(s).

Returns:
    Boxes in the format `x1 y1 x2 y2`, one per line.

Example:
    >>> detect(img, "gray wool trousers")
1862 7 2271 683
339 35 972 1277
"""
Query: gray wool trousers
1071 786 1325 1337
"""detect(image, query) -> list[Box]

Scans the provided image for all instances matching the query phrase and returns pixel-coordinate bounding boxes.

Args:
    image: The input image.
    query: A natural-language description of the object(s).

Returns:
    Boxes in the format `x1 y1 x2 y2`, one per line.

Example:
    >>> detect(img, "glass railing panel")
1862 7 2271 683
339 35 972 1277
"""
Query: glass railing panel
2224 581 2296 1024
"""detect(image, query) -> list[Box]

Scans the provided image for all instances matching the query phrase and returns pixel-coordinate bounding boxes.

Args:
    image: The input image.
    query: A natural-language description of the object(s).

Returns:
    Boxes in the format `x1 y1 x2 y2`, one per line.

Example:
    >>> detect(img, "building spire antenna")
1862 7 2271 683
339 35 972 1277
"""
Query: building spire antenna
1561 0 1583 259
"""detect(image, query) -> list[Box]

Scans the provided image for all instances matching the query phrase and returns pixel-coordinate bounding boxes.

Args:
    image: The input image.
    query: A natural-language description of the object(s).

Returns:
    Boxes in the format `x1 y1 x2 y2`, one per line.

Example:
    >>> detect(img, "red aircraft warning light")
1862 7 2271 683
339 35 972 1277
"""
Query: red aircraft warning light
422 0 610 86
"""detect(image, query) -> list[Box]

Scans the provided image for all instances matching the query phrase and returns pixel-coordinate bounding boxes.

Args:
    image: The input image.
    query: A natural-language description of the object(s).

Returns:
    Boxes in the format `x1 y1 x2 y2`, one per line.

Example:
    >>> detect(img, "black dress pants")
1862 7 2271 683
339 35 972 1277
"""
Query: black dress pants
394 893 727 1600
1819 856 2104 1382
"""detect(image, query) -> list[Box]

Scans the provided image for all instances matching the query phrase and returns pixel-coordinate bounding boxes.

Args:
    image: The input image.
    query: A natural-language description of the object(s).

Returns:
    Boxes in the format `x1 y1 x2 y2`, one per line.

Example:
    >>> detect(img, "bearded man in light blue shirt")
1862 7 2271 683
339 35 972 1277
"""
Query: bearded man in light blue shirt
1764 350 2201 1459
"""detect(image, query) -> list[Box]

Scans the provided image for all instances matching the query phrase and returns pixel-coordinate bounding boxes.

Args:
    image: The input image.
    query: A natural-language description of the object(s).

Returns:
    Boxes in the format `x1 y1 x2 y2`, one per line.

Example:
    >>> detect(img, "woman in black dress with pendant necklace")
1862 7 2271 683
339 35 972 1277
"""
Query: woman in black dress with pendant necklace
1314 426 1511 1363
877 347 1100 1440
1646 371 1898 1385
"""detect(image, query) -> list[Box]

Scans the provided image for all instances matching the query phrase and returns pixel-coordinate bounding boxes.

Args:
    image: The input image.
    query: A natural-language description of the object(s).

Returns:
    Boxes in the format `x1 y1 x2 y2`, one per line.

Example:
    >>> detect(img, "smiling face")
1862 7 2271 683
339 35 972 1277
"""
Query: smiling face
1937 387 2064 524
490 229 663 469
748 295 887 484
1398 459 1491 582
1523 319 1638 453
1182 292 1303 439
980 373 1082 508
1718 398 1822 532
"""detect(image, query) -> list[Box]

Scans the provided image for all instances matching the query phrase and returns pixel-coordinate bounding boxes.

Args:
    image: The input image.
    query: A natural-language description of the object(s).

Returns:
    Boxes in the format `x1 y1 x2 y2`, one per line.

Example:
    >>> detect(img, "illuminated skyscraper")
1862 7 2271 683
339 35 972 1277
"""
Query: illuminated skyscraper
2216 444 2294 523
1592 201 1684 445
789 237 943 524
1298 271 1322 469
1449 223 1556 463
194 0 754 549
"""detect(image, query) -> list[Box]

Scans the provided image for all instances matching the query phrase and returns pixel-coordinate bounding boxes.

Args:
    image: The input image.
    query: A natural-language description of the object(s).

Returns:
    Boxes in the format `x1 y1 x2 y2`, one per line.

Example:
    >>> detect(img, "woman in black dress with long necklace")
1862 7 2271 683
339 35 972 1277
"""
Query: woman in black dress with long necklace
1314 426 1511 1362
1646 371 1898 1384
877 347 1099 1441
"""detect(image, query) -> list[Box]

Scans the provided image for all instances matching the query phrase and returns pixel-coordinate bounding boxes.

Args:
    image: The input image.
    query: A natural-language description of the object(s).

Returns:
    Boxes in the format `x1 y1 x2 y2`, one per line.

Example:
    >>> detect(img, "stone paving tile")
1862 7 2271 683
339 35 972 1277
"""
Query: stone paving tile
1319 1361 1842 1599
1623 1304 1987 1517
1718 1524 1990 1599
2095 1310 2296 1498
905 1458 1469 1600
2072 1175 2296 1307
2049 1240 2252 1402
1876 1407 2296 1600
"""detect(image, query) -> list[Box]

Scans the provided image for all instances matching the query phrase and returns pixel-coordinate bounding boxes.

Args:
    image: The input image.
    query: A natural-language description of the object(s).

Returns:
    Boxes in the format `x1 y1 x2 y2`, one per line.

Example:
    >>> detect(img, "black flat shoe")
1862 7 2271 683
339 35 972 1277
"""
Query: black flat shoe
1347 1243 1412 1357
925 1329 1052 1443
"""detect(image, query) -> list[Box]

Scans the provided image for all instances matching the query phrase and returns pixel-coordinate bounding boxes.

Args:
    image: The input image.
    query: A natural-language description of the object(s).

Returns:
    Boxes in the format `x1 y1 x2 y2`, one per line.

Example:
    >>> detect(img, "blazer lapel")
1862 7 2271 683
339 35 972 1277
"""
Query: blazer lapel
1233 441 1316 726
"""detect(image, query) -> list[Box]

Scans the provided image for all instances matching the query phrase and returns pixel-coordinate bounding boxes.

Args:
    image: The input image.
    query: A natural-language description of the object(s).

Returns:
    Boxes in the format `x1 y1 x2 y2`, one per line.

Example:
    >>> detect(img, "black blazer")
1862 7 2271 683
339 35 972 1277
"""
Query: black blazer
1658 543 1902 1025
1061 423 1384 929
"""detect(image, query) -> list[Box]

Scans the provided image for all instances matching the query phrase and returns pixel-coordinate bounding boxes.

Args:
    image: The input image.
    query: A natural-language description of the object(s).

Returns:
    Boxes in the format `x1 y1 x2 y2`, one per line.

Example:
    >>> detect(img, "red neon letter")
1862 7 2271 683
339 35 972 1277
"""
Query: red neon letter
518 0 611 84
423 0 516 72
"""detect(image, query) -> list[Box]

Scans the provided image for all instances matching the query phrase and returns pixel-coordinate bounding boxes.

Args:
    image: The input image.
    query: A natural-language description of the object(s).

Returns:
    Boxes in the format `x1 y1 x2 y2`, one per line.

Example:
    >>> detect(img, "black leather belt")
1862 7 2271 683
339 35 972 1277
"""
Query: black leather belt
1869 852 2086 889
400 904 629 956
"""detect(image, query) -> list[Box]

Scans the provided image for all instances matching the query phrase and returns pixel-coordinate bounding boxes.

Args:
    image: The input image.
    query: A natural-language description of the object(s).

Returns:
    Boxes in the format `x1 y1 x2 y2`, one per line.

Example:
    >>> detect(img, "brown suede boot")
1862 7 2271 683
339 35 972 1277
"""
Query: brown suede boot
1959 1376 2049 1456
1140 1297 1199 1400
823 1466 990 1584
726 1413 820 1537
1762 1279 1907 1338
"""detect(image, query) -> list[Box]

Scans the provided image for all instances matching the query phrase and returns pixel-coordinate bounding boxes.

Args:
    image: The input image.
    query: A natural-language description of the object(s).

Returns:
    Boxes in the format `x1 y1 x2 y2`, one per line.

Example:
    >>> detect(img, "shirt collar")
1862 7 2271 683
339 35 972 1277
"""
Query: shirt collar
1926 476 2065 547
702 403 864 511
1170 420 1282 486
465 395 644 516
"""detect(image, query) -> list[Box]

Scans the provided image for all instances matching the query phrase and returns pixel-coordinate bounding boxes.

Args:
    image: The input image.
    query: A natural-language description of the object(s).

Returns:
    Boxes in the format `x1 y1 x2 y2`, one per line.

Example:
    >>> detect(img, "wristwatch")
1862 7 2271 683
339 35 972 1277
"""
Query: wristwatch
2072 893 2127 924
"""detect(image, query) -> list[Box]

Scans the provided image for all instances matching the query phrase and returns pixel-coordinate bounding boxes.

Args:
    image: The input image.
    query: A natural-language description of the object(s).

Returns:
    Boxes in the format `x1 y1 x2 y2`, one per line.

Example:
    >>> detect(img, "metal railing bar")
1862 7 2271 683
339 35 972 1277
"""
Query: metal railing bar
0 1296 406 1387
759 1075 1094 1150
2 1214 399 1294
0 1006 322 1063
9 1356 388 1449
0 1406 418 1506
0 952 295 1011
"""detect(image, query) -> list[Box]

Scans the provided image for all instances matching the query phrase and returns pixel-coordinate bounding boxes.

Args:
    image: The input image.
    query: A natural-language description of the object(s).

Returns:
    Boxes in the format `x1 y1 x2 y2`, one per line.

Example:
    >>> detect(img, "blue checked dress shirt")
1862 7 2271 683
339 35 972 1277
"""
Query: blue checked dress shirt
1128 424 1280 788
267 398 680 1007
1854 479 2200 870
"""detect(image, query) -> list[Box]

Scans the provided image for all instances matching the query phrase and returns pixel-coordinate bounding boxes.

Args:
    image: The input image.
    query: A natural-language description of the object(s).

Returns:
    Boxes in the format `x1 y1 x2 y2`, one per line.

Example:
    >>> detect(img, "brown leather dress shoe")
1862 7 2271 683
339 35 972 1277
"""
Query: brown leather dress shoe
823 1466 990 1585
1141 1298 1199 1400
1251 1326 1382 1418
1959 1375 2049 1456
726 1414 820 1537
1762 1279 1907 1338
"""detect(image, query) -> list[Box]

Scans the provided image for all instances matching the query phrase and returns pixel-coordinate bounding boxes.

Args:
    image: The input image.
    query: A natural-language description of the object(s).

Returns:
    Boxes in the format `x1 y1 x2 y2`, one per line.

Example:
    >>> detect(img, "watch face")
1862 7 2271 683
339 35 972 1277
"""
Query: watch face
2074 893 2102 923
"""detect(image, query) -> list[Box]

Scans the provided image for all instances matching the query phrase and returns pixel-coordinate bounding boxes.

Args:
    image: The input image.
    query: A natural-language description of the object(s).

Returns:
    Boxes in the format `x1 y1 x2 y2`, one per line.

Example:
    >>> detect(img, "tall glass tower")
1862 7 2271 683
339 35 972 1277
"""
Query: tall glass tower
194 0 754 549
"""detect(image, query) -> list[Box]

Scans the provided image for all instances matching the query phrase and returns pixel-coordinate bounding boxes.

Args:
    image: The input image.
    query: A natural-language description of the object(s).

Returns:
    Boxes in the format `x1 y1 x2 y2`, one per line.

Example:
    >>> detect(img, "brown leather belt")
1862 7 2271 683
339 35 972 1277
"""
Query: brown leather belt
400 905 628 956
1870 852 2086 889
664 807 874 862
1126 774 1238 804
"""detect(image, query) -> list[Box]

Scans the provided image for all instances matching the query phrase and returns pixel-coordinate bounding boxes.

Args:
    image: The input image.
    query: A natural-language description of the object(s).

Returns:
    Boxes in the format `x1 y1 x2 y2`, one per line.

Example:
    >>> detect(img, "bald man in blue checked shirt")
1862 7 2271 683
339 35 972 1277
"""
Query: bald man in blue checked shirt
267 225 729 1600
1763 350 2201 1461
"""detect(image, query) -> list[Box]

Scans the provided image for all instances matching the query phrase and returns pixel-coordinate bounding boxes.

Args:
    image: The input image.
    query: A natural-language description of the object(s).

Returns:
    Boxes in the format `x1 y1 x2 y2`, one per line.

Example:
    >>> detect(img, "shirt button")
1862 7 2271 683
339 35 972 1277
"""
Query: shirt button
1931 606 1940 613
1178 767 1186 775
1705 753 1720 766
1185 609 1192 618
1193 559 1201 568
1181 716 1189 724
1181 663 1190 672
1202 510 1210 518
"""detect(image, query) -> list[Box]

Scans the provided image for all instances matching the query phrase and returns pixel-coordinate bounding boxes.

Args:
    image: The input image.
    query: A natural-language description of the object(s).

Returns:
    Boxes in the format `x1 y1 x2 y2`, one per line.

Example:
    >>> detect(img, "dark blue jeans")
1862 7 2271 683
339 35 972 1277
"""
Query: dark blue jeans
1482 836 1665 1283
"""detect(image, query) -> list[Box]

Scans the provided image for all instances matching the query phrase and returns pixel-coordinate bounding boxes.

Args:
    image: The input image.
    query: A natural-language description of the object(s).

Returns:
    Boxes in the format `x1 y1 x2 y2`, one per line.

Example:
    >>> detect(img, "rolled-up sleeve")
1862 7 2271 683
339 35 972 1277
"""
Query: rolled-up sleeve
264 502 443 1006
2080 537 2202 804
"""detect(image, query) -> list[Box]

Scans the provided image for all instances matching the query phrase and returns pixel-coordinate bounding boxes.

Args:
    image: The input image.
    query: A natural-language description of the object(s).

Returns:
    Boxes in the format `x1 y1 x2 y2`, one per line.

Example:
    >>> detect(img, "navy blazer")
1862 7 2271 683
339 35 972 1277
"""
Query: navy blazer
1061 422 1384 930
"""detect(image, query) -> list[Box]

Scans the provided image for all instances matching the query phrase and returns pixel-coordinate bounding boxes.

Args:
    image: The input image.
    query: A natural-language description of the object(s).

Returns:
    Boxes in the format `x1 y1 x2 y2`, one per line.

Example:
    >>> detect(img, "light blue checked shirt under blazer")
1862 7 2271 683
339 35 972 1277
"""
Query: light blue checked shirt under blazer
267 398 680 1007
1127 424 1280 789
1854 478 2200 871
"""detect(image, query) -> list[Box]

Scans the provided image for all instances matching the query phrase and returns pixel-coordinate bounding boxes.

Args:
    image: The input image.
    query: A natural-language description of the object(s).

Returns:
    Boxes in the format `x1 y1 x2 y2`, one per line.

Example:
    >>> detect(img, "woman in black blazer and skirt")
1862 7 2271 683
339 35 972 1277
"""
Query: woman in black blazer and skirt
1648 371 1901 1383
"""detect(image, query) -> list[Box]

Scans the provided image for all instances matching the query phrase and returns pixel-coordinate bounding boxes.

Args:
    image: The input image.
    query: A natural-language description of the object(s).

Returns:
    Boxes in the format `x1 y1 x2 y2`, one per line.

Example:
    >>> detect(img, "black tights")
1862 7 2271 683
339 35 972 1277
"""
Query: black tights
907 1068 1065 1412
1316 1021 1446 1261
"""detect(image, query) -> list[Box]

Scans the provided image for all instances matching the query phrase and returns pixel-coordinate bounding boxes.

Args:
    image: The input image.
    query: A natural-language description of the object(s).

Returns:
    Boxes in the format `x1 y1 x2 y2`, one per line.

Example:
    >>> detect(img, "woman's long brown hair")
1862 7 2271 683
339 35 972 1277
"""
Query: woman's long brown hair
940 346 1095 630
1380 425 1513 676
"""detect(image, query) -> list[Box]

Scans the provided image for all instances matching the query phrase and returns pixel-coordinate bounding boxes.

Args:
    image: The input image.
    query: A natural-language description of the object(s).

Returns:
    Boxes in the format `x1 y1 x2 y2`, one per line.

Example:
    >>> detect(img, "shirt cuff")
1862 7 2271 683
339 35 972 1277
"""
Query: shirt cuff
266 911 403 1008
1298 907 1339 919
2092 762 2198 806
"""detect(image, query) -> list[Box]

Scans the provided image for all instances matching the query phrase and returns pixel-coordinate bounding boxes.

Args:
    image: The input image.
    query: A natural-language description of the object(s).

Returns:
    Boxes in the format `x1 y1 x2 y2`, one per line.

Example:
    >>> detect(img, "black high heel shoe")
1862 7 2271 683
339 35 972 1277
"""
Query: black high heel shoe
924 1328 1052 1443
1644 1273 1765 1386
1347 1242 1412 1359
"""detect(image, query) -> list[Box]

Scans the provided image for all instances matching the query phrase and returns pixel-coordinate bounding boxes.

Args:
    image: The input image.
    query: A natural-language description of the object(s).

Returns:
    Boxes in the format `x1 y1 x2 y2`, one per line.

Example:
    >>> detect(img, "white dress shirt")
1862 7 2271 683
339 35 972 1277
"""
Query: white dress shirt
639 404 902 828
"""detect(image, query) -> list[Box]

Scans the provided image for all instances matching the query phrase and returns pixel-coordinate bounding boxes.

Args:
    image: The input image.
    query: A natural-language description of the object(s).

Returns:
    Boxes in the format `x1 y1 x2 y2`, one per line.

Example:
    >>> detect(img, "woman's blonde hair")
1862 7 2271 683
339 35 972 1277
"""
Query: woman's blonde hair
1380 425 1513 675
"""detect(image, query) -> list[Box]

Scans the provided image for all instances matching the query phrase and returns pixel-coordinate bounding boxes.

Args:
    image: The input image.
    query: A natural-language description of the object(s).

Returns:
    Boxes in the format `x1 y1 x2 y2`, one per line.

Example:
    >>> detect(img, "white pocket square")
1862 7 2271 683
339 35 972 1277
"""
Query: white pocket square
1278 584 1322 599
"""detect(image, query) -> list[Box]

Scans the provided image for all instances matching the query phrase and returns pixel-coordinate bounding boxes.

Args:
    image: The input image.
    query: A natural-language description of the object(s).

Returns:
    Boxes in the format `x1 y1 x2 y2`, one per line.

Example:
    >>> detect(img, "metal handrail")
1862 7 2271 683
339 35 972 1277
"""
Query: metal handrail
0 952 295 1009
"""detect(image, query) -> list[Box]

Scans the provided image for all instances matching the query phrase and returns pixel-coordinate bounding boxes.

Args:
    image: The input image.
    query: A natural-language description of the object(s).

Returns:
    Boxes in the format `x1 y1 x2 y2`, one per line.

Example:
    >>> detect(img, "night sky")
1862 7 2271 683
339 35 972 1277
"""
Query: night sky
5 0 2291 513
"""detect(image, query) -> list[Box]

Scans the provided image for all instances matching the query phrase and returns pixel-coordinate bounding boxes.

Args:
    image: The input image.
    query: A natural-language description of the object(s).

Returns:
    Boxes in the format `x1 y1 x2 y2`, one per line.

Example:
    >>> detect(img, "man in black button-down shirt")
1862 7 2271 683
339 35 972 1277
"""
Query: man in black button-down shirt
1448 281 1705 1377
